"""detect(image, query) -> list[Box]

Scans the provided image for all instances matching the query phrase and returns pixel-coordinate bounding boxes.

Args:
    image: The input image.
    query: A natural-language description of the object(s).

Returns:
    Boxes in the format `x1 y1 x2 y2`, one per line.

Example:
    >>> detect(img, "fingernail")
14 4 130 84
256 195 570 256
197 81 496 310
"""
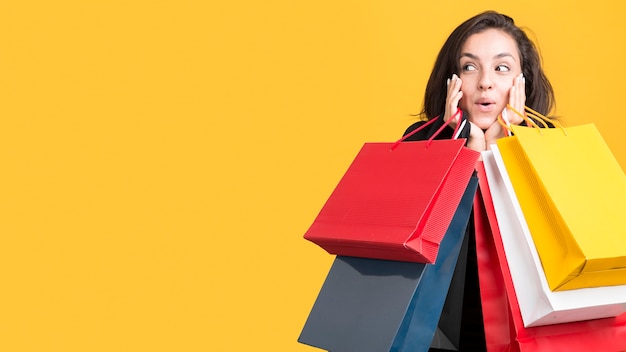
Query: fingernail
447 78 450 86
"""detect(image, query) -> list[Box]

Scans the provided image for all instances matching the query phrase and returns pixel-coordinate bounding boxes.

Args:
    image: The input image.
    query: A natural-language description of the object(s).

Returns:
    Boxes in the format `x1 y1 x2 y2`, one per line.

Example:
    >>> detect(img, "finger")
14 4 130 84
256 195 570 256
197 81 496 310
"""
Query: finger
445 75 462 123
508 74 525 124
516 74 526 124
515 74 525 109
445 96 463 125
511 75 519 108
447 74 461 96
514 74 521 106
450 76 462 109
518 74 526 109
451 91 463 111
507 86 520 124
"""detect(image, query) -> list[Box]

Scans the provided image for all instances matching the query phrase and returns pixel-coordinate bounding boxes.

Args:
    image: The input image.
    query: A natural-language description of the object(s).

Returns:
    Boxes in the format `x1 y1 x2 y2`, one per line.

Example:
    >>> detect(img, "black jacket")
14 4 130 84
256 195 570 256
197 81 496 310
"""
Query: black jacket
402 111 472 142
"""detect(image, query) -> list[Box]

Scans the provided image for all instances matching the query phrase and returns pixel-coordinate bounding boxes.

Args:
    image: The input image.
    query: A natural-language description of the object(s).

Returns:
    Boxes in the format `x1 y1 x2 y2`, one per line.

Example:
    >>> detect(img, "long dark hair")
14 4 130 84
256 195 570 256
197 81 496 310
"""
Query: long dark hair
421 11 555 119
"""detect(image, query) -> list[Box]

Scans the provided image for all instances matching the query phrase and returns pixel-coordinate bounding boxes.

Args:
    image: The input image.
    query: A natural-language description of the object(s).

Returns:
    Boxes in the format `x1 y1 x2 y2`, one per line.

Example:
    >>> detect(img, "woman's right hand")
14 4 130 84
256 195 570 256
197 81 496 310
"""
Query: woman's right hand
444 73 499 152
444 74 463 128
445 74 485 151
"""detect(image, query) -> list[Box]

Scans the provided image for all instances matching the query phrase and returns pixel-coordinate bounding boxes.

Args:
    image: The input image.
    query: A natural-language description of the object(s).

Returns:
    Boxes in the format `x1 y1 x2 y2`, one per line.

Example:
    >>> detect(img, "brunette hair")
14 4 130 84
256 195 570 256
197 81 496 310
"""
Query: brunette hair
421 11 555 119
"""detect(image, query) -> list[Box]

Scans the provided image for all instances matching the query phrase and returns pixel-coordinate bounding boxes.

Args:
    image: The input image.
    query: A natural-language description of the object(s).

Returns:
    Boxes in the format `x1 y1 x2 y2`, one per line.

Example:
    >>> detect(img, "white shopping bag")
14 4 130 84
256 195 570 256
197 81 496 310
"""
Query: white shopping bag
481 147 626 327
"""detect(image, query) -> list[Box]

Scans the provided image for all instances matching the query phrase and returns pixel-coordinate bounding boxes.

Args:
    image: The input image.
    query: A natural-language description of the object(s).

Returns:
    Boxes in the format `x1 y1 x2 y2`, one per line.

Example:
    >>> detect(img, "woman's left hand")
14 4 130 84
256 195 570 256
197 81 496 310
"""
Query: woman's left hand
504 73 526 125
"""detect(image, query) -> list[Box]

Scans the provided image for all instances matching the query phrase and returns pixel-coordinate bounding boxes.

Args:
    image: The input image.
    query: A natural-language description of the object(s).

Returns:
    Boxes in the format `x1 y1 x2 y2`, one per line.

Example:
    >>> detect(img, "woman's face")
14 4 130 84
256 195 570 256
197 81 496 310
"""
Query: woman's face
458 28 522 129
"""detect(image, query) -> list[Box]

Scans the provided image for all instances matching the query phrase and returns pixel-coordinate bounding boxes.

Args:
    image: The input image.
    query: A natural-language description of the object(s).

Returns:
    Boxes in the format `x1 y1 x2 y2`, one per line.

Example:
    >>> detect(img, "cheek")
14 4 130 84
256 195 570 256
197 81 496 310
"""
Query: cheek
500 76 516 91
458 75 477 95
498 86 513 102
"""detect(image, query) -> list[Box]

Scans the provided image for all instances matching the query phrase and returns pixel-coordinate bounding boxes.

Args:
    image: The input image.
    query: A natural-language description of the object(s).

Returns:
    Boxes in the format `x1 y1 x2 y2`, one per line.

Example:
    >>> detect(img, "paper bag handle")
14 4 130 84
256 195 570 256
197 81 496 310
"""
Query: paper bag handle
500 105 567 136
391 108 462 150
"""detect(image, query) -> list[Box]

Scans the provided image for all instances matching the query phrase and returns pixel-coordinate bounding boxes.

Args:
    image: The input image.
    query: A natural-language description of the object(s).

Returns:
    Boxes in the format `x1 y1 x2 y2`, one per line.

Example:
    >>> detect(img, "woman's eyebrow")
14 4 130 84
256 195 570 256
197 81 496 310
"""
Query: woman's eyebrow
460 52 515 60
494 52 515 59
460 52 478 60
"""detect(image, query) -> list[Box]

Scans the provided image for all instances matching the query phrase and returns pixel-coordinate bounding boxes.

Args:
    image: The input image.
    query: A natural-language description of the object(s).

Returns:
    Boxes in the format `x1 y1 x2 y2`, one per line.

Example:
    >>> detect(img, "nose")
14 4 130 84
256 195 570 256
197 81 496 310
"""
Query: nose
478 71 494 90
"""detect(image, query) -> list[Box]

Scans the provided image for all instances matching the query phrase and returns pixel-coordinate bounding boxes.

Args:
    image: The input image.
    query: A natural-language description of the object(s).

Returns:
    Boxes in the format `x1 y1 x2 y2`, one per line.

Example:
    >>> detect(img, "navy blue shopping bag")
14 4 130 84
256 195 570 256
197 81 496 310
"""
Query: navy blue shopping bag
298 176 478 352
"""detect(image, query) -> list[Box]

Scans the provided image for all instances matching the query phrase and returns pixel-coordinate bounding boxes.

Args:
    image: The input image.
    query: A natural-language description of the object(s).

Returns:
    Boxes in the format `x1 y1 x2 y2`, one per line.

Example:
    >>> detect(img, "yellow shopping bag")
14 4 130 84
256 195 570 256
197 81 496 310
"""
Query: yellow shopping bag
496 107 626 291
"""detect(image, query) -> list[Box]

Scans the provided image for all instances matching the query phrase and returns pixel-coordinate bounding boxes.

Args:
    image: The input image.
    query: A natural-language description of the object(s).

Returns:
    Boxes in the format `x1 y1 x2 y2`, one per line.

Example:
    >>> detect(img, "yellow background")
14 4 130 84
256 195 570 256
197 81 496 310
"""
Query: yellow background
1 1 624 351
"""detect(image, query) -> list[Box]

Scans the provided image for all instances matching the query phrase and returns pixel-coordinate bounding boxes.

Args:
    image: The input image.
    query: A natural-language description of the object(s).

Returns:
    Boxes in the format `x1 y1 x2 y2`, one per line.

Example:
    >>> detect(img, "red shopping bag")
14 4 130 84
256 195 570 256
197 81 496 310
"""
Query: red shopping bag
303 134 479 263
474 166 626 351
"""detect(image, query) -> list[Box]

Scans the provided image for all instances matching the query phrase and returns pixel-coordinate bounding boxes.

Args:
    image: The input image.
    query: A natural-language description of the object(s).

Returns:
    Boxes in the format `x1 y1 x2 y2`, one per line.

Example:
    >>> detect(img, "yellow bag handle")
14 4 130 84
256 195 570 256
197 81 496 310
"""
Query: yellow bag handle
499 105 567 136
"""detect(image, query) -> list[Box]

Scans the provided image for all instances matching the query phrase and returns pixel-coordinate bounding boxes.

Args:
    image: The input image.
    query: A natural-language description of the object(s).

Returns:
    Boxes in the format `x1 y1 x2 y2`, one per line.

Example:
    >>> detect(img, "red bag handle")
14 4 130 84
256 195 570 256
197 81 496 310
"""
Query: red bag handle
391 108 462 150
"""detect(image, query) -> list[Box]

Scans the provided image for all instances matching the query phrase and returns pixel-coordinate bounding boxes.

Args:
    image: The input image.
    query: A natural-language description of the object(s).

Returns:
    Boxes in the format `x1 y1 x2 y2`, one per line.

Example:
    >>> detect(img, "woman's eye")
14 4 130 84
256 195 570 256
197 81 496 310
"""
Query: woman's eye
496 64 510 72
462 64 476 71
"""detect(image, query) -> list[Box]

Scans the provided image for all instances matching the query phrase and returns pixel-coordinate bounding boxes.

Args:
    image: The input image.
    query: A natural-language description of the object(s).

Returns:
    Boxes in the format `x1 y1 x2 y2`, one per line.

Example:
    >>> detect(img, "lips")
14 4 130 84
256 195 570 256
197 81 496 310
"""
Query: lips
475 98 496 112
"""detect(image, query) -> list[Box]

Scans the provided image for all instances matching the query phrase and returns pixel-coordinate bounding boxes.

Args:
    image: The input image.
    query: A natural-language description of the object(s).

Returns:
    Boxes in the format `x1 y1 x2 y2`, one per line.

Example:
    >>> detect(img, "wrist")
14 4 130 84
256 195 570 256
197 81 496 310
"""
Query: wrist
467 135 486 152
466 123 486 152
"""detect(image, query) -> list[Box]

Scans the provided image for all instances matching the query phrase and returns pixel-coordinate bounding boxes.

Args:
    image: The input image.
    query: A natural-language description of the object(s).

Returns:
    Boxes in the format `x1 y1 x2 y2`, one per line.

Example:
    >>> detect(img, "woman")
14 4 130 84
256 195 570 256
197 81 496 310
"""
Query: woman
403 11 555 152
404 11 557 351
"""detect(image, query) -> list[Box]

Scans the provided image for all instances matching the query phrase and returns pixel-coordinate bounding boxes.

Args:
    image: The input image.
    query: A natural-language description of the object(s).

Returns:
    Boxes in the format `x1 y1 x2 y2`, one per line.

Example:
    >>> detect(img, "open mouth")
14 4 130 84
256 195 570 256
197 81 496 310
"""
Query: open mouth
475 101 495 112
477 98 495 106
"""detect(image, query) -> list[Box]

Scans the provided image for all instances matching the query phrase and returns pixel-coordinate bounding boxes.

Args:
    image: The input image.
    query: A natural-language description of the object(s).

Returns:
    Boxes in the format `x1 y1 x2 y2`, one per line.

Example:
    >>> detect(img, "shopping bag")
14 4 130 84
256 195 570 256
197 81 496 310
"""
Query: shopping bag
478 152 626 327
304 137 479 263
472 190 517 352
473 181 626 352
298 176 477 352
429 233 468 351
304 112 479 263
496 121 626 290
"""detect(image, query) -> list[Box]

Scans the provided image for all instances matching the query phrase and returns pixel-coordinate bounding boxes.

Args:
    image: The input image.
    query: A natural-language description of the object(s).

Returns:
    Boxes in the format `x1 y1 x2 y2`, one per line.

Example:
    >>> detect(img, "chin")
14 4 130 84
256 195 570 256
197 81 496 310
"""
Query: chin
469 115 498 130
